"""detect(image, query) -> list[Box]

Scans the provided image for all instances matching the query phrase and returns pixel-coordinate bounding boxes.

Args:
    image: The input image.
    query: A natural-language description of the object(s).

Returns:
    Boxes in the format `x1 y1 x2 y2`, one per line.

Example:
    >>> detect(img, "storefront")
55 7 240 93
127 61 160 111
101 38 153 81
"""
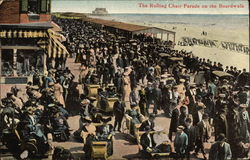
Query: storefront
0 23 69 84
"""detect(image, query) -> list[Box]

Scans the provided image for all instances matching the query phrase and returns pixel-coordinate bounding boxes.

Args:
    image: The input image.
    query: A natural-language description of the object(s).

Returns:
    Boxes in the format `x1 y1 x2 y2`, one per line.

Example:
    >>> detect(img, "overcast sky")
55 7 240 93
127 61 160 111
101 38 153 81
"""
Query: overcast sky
52 0 249 14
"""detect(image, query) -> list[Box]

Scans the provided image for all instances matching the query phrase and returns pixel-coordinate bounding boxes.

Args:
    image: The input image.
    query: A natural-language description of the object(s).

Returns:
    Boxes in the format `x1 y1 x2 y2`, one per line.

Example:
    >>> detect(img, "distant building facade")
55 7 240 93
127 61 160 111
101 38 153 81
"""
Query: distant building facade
0 0 68 85
92 8 108 15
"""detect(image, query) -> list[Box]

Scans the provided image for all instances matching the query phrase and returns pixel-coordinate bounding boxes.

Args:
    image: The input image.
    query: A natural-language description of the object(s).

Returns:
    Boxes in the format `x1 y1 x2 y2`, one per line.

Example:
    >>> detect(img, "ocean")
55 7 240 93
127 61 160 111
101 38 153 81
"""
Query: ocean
90 14 249 31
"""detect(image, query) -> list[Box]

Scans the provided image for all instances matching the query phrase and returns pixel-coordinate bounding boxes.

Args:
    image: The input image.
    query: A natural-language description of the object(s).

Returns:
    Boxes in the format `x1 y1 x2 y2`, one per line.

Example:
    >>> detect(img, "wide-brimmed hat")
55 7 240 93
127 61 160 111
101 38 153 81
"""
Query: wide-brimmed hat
180 79 185 83
177 125 185 130
217 133 226 141
197 102 206 110
189 83 196 88
30 85 39 90
244 85 250 90
48 103 56 107
240 104 247 108
102 117 112 123
48 82 54 86
219 94 226 98
84 116 92 122
161 74 169 78
88 97 96 101
81 99 90 106
32 91 42 99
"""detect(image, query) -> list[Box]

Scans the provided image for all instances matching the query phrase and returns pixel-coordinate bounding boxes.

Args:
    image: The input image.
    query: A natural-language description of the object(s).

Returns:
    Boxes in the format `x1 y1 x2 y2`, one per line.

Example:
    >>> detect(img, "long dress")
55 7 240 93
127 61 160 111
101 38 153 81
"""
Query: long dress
239 110 250 143
54 83 65 107
123 75 131 102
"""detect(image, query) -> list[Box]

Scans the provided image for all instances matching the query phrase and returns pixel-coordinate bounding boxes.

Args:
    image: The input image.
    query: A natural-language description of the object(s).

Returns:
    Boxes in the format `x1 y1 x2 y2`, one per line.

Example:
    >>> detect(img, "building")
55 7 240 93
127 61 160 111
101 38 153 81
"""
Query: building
83 17 176 42
92 8 108 15
0 0 68 87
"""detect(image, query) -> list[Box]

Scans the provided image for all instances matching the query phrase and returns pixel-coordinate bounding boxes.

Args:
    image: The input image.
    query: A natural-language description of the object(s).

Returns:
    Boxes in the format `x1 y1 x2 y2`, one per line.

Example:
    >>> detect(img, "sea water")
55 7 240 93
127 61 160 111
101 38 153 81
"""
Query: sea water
91 14 248 32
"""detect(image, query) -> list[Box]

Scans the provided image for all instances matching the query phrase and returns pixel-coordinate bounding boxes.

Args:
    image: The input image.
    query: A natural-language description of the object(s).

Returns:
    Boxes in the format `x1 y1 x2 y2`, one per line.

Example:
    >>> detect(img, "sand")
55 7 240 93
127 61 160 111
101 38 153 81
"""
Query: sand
133 21 250 71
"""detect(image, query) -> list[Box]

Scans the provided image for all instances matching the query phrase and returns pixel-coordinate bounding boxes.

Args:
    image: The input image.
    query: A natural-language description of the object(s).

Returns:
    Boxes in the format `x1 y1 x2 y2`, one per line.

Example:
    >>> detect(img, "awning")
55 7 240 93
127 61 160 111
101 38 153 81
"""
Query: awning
47 29 69 58
0 29 47 38
51 21 62 32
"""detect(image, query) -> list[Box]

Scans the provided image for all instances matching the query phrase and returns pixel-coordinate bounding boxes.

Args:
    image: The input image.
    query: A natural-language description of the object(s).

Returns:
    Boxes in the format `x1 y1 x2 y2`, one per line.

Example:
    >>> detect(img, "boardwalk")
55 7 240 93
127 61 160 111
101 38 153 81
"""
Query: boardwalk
50 58 210 160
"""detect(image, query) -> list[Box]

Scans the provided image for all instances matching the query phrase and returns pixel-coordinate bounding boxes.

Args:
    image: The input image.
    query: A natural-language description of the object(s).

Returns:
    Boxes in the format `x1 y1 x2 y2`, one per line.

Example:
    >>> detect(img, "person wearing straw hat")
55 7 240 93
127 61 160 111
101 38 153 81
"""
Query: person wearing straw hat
169 102 182 142
174 125 188 159
214 105 228 141
113 94 125 132
193 100 206 126
140 126 156 158
194 113 211 160
81 116 96 159
185 83 197 116
113 68 124 95
139 113 155 132
209 133 232 160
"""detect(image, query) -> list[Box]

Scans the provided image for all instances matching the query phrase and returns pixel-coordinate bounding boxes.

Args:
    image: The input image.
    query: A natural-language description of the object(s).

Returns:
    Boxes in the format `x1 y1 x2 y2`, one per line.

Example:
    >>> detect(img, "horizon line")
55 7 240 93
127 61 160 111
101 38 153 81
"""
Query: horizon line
52 11 249 15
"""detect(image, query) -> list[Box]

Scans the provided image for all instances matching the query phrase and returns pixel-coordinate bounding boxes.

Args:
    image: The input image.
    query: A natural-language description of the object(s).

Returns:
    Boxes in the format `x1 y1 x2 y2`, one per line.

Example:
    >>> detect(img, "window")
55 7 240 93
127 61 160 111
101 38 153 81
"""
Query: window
20 0 28 12
40 0 51 13
28 0 38 14
20 0 51 14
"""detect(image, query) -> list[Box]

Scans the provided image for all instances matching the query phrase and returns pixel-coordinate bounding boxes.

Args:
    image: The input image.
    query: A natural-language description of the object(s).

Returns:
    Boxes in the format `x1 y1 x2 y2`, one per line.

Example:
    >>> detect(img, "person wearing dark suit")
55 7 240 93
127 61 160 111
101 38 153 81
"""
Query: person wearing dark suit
152 84 162 114
209 133 232 160
139 114 155 131
169 105 180 141
145 83 154 115
140 126 156 157
174 125 188 159
139 89 147 117
183 118 197 159
195 113 211 160
129 68 137 90
214 107 228 141
113 95 125 132
116 54 124 68
185 84 196 116
179 106 188 127
113 70 124 95
203 93 216 120
161 85 171 117
192 102 206 126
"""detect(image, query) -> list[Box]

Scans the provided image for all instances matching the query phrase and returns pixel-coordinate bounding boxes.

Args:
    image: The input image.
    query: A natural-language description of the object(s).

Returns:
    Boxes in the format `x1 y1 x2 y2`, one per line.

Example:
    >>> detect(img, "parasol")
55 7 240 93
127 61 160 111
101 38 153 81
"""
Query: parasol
159 53 170 57
169 57 183 61
212 71 233 77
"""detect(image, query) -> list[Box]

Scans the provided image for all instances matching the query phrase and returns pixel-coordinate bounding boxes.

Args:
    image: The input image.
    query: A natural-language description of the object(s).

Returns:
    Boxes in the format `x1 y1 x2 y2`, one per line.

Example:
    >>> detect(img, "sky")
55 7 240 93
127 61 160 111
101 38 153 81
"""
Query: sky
51 0 249 14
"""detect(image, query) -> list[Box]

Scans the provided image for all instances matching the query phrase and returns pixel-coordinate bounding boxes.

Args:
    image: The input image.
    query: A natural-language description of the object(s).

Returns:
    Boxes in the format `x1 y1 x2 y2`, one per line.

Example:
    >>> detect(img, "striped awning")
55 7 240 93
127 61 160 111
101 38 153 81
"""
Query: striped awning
47 29 69 58
0 30 47 38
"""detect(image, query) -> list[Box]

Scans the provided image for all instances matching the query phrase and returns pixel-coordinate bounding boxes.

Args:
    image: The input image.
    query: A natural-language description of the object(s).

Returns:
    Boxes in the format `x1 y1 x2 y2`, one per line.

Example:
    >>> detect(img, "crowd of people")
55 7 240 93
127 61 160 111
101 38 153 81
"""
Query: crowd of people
1 16 249 159
0 67 74 158
55 16 250 159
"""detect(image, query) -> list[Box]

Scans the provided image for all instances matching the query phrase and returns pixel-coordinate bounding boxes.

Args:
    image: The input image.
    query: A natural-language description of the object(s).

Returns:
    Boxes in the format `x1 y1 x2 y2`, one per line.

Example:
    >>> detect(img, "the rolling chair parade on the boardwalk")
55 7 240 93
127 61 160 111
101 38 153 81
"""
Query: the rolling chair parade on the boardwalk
1 16 250 160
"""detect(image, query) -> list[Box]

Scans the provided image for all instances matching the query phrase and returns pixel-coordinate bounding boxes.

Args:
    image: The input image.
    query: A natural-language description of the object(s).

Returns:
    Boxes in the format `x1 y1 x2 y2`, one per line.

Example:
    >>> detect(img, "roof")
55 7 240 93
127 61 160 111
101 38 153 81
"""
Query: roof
0 22 52 29
84 18 151 32
84 18 175 34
